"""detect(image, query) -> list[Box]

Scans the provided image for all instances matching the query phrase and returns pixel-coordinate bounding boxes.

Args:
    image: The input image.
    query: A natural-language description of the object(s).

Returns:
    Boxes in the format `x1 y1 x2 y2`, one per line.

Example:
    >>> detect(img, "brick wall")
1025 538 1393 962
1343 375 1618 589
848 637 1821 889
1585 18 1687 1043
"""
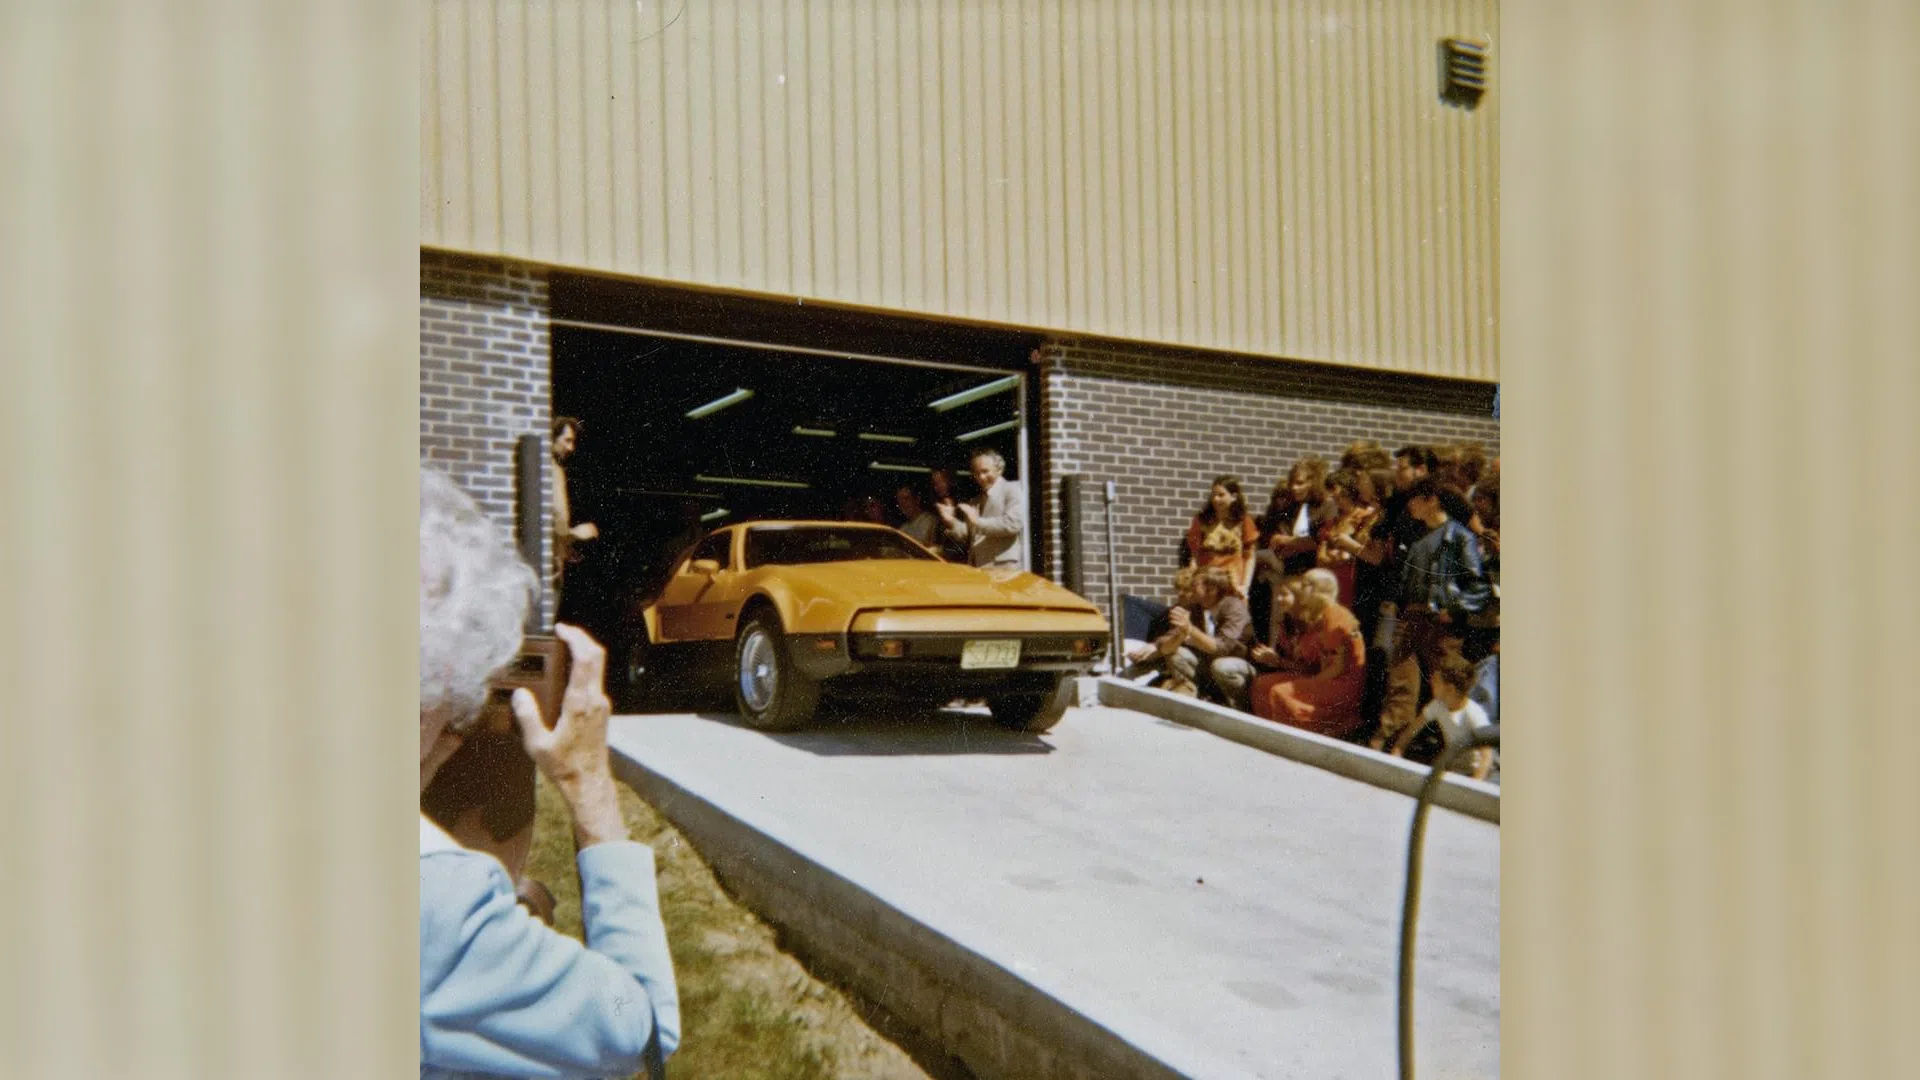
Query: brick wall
417 250 1499 633
419 250 555 628
1033 341 1500 624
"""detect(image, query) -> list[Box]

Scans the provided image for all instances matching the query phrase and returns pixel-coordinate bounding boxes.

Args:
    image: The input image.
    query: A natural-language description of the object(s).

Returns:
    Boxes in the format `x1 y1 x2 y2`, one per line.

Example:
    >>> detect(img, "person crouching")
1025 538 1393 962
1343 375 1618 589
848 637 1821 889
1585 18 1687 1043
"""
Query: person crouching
1160 566 1255 702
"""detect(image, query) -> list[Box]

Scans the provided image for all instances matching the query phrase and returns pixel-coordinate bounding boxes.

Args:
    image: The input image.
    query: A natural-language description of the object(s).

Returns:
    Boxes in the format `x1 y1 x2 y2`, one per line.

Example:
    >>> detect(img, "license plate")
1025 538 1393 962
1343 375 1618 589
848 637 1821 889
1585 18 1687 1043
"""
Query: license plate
960 639 1021 669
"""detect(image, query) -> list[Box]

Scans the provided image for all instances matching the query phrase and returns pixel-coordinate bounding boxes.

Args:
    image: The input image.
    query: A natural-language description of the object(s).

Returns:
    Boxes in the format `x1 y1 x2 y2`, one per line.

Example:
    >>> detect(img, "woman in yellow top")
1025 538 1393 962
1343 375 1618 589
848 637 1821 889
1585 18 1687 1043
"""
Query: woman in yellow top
1184 475 1261 596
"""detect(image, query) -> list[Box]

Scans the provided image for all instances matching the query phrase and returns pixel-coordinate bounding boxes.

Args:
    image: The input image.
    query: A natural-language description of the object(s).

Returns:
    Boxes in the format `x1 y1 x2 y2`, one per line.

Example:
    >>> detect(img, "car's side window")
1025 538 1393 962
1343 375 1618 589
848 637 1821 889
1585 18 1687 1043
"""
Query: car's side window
690 531 731 570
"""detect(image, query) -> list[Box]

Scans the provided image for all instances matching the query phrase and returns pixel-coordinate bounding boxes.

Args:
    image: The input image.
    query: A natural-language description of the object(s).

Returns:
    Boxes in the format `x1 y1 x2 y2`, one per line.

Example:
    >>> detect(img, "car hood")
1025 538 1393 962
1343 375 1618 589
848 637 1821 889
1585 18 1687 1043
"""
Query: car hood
759 560 1099 611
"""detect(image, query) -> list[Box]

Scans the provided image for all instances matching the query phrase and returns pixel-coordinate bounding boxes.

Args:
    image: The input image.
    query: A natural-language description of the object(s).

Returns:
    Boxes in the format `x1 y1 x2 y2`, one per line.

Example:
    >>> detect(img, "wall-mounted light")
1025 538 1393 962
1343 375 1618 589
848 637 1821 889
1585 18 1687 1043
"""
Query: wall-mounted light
957 419 1021 442
858 432 917 444
685 387 755 419
928 375 1019 412
792 426 838 437
700 507 732 523
868 461 931 473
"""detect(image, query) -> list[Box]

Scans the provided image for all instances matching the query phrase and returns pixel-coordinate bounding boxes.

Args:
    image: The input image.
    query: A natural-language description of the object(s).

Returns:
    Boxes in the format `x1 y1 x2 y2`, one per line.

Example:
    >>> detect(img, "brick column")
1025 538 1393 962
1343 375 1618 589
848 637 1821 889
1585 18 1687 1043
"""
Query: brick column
419 251 556 629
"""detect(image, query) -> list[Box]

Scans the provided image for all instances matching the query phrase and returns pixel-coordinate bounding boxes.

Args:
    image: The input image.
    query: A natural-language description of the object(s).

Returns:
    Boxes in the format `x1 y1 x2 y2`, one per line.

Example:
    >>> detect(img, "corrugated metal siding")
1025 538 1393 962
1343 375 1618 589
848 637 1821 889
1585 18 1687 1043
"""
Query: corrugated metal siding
422 0 1498 381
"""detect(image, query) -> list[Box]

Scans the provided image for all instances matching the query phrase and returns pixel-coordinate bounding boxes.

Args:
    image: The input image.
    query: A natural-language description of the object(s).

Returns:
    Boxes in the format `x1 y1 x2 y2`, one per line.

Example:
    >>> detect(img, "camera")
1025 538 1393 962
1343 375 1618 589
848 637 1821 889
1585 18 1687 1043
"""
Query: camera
474 634 573 733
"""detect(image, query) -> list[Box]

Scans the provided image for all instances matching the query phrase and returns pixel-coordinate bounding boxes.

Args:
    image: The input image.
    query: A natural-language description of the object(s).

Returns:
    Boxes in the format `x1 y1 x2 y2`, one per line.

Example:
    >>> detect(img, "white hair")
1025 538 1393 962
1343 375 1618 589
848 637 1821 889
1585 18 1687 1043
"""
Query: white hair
420 468 536 727
1300 567 1340 602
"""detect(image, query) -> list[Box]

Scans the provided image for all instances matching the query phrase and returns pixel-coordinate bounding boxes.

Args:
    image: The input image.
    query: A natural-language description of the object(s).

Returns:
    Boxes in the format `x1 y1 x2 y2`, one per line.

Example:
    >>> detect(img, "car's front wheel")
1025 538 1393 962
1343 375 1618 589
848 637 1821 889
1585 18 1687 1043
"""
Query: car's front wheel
987 676 1076 733
734 612 819 731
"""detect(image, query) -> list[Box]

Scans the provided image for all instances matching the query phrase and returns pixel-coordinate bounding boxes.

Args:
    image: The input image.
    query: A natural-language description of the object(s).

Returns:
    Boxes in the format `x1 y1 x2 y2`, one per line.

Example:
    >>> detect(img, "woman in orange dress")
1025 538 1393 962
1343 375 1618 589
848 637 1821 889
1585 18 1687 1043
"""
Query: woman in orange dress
1184 475 1261 596
1251 569 1368 738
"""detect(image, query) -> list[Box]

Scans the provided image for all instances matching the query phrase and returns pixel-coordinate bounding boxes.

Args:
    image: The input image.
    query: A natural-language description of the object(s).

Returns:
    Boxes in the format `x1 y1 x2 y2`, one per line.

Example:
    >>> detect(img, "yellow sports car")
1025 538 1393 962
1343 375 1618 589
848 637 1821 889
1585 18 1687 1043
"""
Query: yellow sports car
620 521 1109 732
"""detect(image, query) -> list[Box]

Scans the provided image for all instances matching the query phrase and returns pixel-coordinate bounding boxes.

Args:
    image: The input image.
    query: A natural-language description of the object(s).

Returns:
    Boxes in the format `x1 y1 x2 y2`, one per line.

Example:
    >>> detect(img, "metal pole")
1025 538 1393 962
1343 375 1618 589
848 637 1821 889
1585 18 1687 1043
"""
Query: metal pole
1016 371 1033 573
1103 479 1121 673
514 434 544 633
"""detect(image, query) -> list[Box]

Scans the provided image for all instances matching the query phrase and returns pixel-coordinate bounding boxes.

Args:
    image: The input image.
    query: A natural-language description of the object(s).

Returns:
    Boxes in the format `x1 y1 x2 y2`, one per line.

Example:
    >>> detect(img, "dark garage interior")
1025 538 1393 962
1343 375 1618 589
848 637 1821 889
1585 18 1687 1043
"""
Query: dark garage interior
547 279 1044 632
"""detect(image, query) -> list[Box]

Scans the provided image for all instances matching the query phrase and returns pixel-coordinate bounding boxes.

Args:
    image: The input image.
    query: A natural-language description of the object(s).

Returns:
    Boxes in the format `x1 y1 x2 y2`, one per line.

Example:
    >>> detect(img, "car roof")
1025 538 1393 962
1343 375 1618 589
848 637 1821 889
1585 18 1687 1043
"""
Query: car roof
731 520 901 531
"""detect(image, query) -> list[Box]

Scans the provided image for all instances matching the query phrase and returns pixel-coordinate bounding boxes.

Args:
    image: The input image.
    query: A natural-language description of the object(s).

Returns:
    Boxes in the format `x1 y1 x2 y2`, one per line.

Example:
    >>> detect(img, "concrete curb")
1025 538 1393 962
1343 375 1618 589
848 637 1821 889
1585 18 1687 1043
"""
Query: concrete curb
1091 677 1501 825
609 749 1192 1080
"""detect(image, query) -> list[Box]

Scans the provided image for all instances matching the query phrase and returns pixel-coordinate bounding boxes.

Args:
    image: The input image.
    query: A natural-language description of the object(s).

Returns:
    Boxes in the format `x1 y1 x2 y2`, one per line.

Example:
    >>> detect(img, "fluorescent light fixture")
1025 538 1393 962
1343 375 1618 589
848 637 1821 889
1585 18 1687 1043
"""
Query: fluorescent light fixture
684 387 754 419
695 474 811 489
610 487 725 500
700 507 731 523
928 375 1019 412
956 419 1021 442
858 432 917 444
792 426 838 437
868 461 931 473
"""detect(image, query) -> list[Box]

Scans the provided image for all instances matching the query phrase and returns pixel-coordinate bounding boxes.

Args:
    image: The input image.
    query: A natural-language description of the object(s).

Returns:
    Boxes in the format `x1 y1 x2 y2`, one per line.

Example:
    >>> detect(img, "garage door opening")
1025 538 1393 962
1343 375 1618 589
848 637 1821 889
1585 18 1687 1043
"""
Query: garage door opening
550 319 1035 629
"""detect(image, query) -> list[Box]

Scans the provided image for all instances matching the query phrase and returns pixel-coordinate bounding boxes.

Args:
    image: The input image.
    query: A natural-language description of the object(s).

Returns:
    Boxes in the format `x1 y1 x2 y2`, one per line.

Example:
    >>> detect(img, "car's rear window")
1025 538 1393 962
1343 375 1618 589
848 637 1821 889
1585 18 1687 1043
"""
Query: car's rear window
744 526 939 567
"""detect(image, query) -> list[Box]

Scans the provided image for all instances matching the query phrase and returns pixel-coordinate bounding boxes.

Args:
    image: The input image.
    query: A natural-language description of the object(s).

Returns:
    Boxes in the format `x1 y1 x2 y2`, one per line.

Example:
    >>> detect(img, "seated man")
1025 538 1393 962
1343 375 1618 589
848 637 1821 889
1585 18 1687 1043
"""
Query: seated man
1120 567 1199 682
419 468 680 1080
1151 566 1254 701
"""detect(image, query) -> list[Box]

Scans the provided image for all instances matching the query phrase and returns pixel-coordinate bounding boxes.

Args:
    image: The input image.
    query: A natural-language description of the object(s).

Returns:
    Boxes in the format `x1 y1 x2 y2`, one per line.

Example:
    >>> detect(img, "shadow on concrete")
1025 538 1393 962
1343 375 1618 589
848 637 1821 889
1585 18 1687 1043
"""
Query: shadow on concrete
637 703 1057 757
779 707 1056 757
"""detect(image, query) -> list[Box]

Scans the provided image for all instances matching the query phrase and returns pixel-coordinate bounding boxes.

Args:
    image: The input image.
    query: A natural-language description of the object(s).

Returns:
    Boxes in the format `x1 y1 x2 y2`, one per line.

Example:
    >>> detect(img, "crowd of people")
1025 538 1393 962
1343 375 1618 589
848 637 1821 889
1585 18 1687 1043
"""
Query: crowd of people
1124 440 1500 779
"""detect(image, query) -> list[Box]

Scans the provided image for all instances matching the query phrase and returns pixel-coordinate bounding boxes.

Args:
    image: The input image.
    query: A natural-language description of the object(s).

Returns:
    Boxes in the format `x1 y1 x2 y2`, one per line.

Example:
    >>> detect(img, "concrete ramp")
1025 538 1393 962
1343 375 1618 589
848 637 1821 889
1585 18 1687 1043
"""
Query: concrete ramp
608 705 1499 1080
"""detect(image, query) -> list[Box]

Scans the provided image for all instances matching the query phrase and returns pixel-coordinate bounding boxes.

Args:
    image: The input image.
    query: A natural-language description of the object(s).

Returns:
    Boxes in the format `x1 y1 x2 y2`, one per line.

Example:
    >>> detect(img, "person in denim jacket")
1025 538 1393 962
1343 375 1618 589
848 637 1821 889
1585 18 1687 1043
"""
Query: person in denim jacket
1370 477 1493 755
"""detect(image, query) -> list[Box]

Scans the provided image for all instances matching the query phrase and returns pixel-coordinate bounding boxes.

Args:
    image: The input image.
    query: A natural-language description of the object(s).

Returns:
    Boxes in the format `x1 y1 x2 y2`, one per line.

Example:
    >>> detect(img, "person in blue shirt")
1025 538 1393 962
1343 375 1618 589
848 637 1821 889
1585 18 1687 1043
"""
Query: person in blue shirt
419 468 679 1079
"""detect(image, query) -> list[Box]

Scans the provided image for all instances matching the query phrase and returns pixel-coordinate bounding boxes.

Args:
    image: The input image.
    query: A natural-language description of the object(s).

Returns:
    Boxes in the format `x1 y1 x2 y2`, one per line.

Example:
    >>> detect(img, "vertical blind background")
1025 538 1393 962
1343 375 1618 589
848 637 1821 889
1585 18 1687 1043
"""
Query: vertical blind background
0 1 1915 1076
0 3 419 1076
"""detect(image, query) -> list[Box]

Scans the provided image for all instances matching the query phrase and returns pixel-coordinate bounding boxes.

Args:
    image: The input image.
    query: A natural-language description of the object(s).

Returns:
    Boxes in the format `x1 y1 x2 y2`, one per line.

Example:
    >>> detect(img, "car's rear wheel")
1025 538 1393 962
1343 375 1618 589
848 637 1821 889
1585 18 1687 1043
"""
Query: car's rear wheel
987 676 1076 733
734 612 819 731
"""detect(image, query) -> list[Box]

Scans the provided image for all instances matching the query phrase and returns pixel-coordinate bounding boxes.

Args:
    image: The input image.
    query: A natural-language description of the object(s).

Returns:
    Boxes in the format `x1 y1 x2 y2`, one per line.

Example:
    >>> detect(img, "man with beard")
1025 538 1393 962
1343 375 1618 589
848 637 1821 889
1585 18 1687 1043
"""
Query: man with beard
551 415 600 619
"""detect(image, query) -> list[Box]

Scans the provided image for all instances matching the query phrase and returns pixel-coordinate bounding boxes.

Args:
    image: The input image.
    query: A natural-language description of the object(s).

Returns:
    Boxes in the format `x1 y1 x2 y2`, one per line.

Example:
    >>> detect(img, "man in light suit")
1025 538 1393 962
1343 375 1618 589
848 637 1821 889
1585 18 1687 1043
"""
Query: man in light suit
936 447 1027 569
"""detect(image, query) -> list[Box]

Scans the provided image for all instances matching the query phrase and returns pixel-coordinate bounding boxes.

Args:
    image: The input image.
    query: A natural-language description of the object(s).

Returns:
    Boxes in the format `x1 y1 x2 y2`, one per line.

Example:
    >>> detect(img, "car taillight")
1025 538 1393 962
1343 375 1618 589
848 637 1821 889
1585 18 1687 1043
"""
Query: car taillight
876 639 906 658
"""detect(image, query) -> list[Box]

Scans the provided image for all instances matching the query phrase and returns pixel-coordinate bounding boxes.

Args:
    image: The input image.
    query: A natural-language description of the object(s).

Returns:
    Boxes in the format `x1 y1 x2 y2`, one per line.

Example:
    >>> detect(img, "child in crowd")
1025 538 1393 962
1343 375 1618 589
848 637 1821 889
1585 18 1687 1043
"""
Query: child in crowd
1470 641 1499 727
1389 654 1494 780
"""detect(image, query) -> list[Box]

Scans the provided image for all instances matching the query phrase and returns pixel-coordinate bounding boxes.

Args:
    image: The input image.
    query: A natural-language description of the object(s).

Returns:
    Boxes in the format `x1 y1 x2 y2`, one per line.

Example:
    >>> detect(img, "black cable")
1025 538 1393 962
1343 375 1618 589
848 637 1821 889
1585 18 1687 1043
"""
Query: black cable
1397 724 1498 1080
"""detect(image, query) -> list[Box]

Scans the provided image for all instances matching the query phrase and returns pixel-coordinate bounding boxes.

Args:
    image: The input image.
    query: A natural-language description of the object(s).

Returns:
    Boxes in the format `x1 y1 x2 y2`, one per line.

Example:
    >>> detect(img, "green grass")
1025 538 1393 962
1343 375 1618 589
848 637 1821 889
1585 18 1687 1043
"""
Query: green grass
524 774 926 1080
